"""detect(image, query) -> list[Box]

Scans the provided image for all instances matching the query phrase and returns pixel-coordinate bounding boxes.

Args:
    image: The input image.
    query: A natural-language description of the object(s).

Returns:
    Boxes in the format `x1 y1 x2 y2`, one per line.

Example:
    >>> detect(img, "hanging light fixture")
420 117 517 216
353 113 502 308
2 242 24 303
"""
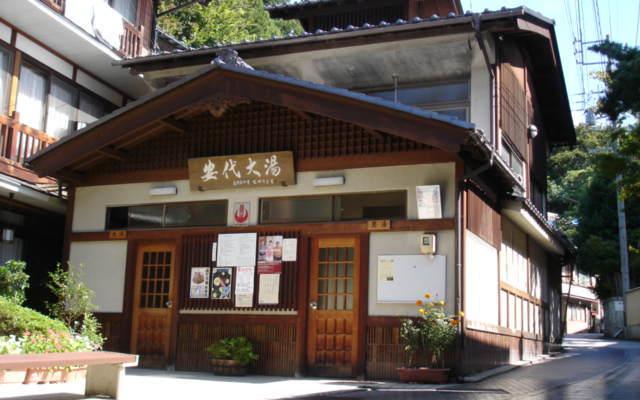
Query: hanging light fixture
2 228 15 243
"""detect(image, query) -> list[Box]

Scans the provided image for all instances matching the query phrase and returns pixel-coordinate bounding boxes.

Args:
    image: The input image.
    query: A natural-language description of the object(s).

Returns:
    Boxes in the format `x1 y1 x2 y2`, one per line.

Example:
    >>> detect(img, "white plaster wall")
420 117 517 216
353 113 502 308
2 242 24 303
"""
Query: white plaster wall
464 230 499 326
0 21 11 45
73 163 455 232
69 241 127 313
15 34 73 79
368 230 455 317
76 69 123 106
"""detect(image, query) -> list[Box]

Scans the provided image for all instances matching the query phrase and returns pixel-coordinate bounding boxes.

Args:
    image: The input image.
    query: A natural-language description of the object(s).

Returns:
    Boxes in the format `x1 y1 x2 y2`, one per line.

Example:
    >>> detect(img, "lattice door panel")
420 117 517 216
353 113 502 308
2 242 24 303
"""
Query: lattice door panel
132 244 175 368
307 237 359 377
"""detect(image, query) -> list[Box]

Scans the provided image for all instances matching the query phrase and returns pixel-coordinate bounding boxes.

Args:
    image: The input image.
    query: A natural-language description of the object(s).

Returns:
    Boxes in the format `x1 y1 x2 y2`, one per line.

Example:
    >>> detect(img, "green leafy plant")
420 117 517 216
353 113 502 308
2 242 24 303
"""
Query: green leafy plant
206 337 258 366
0 296 67 337
0 260 29 305
400 293 460 368
46 263 104 349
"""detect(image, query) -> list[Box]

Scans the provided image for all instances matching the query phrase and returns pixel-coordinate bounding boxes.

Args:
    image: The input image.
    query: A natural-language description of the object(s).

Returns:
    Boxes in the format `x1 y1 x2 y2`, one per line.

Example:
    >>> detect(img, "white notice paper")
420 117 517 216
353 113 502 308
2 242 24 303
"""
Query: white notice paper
378 258 395 282
235 294 253 308
235 266 255 295
258 274 280 305
282 238 298 262
211 243 217 262
217 233 257 267
416 185 442 219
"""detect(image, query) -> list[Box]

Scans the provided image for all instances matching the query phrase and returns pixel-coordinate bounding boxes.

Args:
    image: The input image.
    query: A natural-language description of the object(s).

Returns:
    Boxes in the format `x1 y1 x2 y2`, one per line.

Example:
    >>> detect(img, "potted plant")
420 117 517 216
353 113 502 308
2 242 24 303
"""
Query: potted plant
206 337 258 376
397 293 462 384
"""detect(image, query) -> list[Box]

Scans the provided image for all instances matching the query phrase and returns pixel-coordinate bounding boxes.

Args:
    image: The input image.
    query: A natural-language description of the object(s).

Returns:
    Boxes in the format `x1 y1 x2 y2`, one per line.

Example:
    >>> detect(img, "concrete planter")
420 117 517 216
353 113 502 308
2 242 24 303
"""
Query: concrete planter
397 367 450 384
210 359 248 376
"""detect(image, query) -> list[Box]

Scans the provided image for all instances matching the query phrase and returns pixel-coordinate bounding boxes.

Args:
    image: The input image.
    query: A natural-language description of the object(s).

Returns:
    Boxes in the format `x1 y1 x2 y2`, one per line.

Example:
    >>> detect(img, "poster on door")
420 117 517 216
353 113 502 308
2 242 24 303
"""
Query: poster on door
257 235 283 274
189 267 210 298
211 267 233 300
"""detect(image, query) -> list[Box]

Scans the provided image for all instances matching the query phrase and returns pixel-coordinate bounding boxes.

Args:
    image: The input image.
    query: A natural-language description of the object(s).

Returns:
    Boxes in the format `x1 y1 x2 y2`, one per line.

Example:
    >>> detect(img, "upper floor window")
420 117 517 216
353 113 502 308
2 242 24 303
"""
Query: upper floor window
15 60 112 137
110 0 139 23
500 139 524 185
367 81 470 121
106 200 228 230
0 46 12 114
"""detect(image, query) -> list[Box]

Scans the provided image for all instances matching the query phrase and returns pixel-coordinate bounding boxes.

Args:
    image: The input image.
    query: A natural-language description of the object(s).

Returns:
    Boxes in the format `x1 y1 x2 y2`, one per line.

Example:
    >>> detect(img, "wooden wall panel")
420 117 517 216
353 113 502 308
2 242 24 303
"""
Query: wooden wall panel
466 187 501 248
89 103 430 176
180 230 302 312
175 315 297 376
95 313 124 352
500 40 528 158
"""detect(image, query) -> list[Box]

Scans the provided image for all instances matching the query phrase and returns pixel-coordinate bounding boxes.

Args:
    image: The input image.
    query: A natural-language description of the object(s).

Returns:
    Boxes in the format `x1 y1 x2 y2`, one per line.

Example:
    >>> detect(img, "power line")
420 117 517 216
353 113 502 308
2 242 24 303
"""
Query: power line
636 0 640 46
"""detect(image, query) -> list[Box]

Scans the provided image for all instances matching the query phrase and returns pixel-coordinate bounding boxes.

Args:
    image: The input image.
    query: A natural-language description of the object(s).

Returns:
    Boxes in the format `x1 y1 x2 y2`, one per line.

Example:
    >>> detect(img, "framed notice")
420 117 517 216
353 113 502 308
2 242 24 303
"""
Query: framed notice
235 266 255 295
189 267 210 298
211 267 233 300
257 235 283 274
416 185 442 219
217 233 257 267
258 274 280 305
282 238 297 262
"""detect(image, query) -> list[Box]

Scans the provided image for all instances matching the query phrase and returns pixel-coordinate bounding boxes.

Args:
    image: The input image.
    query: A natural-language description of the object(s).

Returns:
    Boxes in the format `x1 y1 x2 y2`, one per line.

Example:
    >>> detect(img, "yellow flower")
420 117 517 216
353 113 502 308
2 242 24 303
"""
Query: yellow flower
418 308 425 314
424 293 431 299
459 311 465 317
415 300 423 306
439 300 446 306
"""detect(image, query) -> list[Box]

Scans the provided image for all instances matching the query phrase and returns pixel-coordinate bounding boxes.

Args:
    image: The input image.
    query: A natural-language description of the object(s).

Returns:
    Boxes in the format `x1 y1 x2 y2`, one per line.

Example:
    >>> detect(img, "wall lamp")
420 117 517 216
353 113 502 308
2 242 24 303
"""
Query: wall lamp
313 176 345 187
149 185 178 196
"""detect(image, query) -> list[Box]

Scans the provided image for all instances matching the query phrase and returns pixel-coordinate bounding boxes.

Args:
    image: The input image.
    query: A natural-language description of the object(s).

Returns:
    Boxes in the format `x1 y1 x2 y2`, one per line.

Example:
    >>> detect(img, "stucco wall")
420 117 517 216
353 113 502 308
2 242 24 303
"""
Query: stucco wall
368 230 455 316
69 241 128 313
627 287 640 329
73 163 456 232
464 230 499 325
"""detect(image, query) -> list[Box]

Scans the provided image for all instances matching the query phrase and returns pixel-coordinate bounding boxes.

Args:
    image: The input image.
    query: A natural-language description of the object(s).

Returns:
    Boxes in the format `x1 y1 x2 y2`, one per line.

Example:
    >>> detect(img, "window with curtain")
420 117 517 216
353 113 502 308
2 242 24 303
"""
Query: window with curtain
0 46 12 114
110 0 139 22
46 78 78 138
16 64 47 130
77 93 105 129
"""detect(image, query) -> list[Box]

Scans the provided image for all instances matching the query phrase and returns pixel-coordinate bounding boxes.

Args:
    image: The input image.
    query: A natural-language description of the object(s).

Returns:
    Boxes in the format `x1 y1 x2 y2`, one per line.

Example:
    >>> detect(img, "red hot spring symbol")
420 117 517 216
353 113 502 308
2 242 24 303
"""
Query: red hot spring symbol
234 203 249 224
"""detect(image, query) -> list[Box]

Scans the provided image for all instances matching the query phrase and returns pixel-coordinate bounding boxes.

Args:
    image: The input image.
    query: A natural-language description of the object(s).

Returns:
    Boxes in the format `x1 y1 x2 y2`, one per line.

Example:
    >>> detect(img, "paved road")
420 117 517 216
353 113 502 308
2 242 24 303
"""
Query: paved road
295 334 640 400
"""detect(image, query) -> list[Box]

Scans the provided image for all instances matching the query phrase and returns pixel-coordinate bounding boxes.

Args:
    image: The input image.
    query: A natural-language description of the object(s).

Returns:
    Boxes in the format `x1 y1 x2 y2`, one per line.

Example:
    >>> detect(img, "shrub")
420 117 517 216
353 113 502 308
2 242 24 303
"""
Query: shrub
206 337 258 366
0 296 68 337
0 260 29 305
47 263 104 349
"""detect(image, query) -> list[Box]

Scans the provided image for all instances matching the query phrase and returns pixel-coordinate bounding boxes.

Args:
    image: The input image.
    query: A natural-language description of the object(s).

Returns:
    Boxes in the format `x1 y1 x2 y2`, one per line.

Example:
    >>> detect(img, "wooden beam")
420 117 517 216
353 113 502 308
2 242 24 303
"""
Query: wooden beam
98 146 128 161
159 117 188 134
58 169 84 185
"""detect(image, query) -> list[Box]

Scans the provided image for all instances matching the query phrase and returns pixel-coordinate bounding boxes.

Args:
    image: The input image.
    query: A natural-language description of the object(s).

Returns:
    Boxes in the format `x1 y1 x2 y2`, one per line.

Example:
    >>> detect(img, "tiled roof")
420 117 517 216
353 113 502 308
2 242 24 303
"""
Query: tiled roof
265 0 352 11
120 7 554 64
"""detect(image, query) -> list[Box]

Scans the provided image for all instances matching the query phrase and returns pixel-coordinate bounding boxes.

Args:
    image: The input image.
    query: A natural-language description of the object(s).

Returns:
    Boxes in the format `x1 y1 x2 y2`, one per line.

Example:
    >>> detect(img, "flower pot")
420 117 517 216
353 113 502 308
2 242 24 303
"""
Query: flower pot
397 367 450 384
209 358 249 376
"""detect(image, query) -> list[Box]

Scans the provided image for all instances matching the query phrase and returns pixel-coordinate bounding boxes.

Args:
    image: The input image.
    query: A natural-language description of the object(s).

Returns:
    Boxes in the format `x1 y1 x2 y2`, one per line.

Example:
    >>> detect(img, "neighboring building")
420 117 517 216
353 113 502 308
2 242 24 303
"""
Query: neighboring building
30 1 576 378
562 266 602 334
0 0 153 305
626 287 640 339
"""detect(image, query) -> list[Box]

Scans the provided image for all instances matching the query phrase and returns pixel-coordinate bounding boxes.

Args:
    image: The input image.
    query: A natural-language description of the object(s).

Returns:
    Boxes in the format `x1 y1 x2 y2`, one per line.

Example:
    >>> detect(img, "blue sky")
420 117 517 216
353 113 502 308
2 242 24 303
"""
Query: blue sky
463 0 639 125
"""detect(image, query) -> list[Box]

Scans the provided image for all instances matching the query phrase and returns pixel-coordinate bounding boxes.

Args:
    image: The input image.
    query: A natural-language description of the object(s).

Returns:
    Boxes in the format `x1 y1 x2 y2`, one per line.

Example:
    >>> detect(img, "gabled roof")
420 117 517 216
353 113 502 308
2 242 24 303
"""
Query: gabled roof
28 59 474 180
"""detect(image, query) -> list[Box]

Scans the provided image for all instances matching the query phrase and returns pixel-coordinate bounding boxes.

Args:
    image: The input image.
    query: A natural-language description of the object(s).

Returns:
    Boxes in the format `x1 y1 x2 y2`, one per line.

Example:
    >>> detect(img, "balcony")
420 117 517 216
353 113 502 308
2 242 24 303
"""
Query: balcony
0 112 58 187
38 0 147 59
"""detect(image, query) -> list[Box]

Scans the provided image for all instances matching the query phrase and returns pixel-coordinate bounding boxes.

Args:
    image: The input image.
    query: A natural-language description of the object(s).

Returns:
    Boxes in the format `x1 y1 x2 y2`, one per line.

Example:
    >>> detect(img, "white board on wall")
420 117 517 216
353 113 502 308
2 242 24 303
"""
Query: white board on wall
376 255 446 303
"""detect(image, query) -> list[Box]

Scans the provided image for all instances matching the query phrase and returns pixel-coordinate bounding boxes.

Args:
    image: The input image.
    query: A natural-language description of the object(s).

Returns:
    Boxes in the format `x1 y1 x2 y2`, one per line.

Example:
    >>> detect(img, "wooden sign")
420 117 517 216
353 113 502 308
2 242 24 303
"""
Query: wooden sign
108 230 127 240
367 220 391 231
188 151 295 191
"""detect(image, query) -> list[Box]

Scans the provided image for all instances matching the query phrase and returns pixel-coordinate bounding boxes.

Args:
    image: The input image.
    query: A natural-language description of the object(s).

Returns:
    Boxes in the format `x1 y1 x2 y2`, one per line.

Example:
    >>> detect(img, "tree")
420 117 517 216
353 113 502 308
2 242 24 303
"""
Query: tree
590 41 640 199
157 0 302 47
548 125 640 298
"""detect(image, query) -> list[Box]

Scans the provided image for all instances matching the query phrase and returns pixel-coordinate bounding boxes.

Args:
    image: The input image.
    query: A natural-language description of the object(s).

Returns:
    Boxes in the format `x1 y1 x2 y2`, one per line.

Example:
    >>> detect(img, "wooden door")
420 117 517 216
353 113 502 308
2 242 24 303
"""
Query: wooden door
307 237 360 377
131 243 176 368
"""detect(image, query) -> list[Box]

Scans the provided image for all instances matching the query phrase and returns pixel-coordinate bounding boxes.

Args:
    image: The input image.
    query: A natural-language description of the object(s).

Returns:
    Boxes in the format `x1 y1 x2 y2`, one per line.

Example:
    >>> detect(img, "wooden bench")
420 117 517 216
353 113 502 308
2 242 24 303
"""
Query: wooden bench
0 351 138 399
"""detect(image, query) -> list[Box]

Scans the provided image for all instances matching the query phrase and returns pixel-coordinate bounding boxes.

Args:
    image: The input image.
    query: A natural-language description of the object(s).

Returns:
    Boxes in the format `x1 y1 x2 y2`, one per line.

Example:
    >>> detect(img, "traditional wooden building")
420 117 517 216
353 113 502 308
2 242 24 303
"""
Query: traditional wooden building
29 2 575 378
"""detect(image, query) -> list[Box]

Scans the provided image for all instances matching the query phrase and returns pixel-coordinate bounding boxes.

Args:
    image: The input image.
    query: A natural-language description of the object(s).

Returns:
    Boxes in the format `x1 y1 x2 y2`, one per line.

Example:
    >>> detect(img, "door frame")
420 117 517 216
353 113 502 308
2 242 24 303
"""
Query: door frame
303 233 369 378
126 240 181 366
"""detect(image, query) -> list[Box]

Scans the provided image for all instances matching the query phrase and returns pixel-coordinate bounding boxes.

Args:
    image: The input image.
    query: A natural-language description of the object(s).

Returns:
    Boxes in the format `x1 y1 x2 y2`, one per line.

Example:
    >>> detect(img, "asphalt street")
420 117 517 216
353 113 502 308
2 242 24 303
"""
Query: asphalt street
294 334 640 400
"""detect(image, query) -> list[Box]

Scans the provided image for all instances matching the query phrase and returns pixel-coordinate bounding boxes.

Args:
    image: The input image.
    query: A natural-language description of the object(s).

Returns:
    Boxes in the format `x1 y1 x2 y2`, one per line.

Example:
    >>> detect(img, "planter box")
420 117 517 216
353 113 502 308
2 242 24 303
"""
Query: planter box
210 359 248 376
397 367 450 384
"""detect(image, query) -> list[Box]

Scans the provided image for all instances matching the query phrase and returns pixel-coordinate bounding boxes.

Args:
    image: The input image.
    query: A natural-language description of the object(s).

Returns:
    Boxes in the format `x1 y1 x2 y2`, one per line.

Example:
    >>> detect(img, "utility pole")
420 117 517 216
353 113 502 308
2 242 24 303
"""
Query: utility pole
616 175 630 295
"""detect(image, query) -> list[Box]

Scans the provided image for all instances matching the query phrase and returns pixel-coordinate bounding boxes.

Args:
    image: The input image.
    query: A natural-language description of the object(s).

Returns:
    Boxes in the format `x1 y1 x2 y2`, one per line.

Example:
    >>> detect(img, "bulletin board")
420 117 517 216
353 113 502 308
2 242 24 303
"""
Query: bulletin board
376 255 446 303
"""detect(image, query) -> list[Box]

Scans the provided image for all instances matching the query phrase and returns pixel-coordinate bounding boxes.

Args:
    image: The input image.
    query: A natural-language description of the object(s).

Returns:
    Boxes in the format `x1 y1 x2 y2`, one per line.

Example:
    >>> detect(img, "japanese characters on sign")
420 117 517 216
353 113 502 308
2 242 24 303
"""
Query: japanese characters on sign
188 151 295 191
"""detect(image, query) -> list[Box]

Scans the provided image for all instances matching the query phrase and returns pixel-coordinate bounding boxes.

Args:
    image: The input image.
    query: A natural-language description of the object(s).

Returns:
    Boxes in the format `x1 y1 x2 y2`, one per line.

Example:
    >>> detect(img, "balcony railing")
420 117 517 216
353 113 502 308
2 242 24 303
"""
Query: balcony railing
41 0 65 13
120 20 144 59
0 112 57 166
